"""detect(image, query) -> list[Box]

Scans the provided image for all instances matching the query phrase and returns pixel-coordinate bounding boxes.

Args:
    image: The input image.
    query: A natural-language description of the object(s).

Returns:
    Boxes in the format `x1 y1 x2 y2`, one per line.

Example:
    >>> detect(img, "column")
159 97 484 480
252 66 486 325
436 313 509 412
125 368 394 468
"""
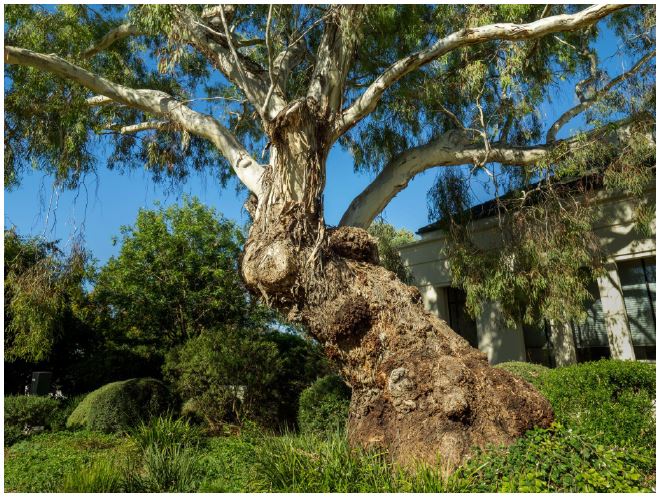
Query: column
476 300 526 365
596 261 636 360
548 321 577 366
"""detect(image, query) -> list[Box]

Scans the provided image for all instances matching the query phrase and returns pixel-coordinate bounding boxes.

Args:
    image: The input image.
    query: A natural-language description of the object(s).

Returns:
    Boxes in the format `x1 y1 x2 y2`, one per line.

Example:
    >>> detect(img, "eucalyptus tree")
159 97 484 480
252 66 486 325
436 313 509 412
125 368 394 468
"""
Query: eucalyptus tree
5 4 655 467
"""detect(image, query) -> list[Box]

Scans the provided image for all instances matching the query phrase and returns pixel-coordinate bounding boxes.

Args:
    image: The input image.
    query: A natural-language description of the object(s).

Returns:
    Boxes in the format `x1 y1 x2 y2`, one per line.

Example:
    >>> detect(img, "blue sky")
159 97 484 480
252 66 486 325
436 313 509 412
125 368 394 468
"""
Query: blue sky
4 15 638 265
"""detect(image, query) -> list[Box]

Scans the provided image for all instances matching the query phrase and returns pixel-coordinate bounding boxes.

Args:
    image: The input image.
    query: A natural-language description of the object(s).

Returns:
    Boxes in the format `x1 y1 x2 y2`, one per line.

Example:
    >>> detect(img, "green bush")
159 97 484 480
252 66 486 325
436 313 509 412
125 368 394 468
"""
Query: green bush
500 359 655 449
131 415 204 452
48 394 86 432
539 360 655 449
4 395 60 445
165 327 323 430
298 375 351 435
496 361 550 384
66 378 171 433
452 423 655 492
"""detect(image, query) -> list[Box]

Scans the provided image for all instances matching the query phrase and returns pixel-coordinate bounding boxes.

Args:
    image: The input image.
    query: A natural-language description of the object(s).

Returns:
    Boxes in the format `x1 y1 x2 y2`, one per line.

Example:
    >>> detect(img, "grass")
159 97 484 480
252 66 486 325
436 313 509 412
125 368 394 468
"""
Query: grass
4 430 132 492
5 424 656 493
4 360 656 493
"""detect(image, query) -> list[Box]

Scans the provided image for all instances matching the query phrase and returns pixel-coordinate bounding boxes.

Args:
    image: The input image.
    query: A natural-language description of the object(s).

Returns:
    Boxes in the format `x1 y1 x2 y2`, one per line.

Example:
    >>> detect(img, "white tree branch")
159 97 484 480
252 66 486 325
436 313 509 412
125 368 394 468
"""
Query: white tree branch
340 115 654 228
333 4 627 142
546 49 655 142
5 45 265 195
105 120 170 135
82 23 141 58
174 7 286 121
86 95 115 106
307 5 363 117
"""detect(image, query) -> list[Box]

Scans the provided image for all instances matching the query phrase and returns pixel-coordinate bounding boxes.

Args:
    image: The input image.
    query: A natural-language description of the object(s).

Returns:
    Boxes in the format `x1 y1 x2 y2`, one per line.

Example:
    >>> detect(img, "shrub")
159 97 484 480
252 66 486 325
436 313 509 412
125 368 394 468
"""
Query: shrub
4 395 60 445
131 415 204 452
298 375 351 435
538 360 656 449
495 361 550 384
139 444 204 492
48 394 86 432
451 423 655 492
164 327 283 430
66 378 171 433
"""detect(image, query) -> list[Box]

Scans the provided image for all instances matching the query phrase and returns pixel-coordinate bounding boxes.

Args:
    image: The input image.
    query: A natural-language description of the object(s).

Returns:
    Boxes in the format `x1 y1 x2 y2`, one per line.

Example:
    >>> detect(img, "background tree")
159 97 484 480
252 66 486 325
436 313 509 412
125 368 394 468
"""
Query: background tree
92 196 268 355
367 220 415 283
4 229 100 394
5 4 655 467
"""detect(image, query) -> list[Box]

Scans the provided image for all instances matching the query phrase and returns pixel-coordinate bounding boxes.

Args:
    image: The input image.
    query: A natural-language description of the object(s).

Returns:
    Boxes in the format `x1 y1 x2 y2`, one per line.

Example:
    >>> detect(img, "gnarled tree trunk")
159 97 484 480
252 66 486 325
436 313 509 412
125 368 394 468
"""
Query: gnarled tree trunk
241 102 553 470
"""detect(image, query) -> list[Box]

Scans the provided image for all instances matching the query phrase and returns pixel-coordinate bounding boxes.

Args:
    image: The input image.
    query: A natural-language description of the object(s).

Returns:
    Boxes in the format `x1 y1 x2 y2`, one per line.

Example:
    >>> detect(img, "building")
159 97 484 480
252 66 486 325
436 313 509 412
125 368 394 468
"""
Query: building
399 185 656 366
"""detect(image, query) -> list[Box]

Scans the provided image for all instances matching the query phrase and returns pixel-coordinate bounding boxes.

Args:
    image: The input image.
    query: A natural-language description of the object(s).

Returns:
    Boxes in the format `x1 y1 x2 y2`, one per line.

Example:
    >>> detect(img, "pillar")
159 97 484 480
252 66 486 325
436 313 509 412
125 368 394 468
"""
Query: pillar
596 261 636 360
476 300 526 365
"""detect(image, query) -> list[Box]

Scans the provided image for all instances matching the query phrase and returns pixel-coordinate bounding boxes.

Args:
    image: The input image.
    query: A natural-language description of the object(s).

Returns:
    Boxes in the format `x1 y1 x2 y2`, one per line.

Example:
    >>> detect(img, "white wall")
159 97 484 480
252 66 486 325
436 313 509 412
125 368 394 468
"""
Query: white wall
398 188 656 364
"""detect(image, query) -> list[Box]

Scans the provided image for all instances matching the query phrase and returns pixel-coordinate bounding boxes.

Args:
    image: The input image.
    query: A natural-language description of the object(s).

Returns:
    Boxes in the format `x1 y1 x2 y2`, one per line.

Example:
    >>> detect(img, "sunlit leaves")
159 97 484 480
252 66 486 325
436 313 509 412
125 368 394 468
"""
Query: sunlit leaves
4 230 90 362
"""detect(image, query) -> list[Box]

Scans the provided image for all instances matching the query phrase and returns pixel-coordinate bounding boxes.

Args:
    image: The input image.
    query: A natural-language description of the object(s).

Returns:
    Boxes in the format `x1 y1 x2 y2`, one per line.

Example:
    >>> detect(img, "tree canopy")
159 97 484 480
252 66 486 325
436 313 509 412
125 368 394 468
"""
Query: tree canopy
4 4 656 325
92 196 268 350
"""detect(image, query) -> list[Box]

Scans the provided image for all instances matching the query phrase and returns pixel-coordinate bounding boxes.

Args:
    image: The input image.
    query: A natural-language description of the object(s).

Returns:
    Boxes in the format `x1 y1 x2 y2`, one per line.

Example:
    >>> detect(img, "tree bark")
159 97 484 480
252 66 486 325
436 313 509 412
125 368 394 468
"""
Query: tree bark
241 108 553 470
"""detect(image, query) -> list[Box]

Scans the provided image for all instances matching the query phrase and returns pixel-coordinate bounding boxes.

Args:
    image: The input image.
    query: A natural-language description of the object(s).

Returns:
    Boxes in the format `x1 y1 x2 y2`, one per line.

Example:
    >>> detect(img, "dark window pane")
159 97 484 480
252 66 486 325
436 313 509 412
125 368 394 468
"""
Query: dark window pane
619 258 656 348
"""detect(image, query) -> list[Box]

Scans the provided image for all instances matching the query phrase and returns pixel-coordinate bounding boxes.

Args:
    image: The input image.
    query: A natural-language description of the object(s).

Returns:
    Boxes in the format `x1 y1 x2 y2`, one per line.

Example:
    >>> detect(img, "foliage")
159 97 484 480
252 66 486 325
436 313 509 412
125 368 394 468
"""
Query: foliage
197 432 262 492
61 459 125 493
452 423 655 493
6 413 656 493
542 360 655 449
4 395 61 445
428 114 655 327
367 220 416 283
298 375 351 435
127 416 205 492
131 414 204 452
3 430 131 492
258 330 331 429
429 168 612 327
165 327 325 430
498 359 655 450
4 229 92 363
62 416 207 492
66 378 172 433
92 196 268 356
252 431 401 492
47 394 86 432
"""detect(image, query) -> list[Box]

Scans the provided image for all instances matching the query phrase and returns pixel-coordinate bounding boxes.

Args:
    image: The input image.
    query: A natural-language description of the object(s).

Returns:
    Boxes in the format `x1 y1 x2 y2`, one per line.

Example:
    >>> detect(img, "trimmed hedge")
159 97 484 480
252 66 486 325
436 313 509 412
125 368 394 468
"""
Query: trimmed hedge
453 423 655 492
497 359 656 449
4 395 60 445
66 378 171 433
298 375 351 434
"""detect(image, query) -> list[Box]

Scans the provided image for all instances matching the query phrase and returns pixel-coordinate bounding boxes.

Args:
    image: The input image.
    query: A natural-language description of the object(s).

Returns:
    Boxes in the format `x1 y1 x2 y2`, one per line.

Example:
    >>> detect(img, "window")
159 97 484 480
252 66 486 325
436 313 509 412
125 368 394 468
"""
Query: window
619 258 656 360
571 281 611 362
446 287 478 348
523 321 554 367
